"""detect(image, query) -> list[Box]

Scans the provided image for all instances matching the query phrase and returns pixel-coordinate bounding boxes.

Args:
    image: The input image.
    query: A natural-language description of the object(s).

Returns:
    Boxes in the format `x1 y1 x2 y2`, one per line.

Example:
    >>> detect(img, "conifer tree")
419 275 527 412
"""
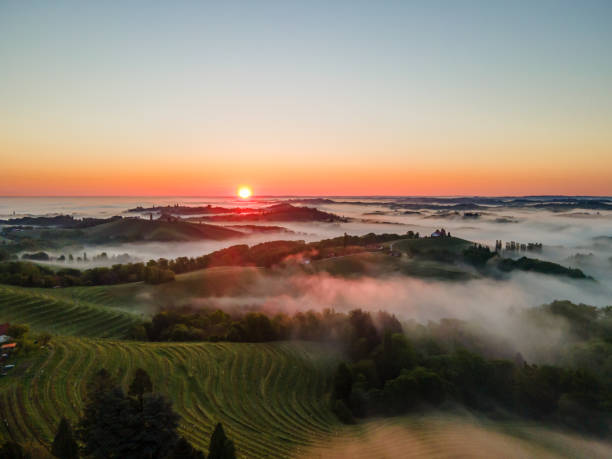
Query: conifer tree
208 423 235 459
51 417 79 459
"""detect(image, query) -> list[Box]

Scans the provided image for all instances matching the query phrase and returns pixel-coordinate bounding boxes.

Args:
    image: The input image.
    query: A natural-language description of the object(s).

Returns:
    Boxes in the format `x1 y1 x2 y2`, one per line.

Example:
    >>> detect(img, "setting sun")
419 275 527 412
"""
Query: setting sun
238 186 252 199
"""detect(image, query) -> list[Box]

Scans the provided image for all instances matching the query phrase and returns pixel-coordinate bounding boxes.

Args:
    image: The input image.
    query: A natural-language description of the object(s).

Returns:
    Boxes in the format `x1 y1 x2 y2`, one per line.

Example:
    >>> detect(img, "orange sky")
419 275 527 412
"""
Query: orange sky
1 2 611 196
2 146 610 196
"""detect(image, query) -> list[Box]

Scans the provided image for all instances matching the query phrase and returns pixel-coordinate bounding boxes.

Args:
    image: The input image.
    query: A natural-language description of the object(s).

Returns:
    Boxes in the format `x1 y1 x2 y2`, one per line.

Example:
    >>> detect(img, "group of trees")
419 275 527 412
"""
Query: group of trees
462 244 496 266
331 301 612 435
0 261 175 288
498 256 590 279
134 307 403 347
461 245 591 280
1 368 235 459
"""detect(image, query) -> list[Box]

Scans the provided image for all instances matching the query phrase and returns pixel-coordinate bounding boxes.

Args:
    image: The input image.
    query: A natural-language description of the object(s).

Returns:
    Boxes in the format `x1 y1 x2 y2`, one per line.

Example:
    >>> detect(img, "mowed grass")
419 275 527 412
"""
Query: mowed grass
0 285 142 338
0 337 341 458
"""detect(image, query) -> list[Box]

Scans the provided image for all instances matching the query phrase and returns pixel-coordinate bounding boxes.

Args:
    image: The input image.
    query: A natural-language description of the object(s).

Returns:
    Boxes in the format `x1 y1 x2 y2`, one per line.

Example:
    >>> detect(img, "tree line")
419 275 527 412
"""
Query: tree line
0 261 175 288
132 307 403 345
330 301 612 435
462 245 590 279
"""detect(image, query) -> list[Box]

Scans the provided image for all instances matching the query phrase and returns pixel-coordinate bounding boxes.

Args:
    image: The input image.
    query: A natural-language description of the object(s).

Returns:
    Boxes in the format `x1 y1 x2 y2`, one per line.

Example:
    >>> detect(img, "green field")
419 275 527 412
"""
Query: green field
0 337 341 458
2 335 610 458
0 285 142 338
29 266 265 313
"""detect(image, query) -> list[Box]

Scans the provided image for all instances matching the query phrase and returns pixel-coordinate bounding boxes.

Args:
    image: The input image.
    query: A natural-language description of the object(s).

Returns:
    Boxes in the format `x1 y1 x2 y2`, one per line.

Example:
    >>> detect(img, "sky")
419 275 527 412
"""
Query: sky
1 0 611 196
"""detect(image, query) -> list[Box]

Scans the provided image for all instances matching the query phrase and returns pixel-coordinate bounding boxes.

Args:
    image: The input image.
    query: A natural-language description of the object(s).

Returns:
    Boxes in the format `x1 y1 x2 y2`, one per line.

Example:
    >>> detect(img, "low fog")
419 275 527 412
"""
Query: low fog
176 267 608 362
7 198 612 336
62 199 612 298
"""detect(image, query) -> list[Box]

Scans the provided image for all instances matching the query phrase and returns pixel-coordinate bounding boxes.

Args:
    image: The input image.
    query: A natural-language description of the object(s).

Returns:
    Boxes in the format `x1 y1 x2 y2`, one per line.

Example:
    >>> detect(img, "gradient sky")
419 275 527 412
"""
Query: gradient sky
1 0 611 196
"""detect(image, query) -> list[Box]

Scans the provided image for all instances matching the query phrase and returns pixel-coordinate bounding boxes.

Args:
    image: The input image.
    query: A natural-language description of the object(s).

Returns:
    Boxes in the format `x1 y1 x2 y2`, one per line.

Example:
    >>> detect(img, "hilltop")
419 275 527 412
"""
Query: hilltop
81 218 242 242
0 218 244 249
129 203 346 222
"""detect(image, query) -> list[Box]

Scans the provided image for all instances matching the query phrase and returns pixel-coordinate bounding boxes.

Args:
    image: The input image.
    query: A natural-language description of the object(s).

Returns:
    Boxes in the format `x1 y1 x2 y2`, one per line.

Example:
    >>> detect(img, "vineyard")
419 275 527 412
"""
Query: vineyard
2 273 610 458
0 285 142 338
0 337 341 458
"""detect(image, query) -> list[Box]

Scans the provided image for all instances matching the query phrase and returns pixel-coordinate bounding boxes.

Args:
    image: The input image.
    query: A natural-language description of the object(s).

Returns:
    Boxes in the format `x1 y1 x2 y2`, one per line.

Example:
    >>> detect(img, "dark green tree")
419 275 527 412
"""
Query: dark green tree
78 386 180 459
6 323 29 339
0 441 30 459
129 368 153 401
85 368 115 401
332 363 353 402
169 438 205 459
208 423 235 459
51 417 79 459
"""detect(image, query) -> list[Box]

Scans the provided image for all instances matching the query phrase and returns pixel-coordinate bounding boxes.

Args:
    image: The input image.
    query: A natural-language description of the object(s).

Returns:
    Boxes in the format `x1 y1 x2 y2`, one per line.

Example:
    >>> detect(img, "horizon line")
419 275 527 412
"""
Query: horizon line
1 194 611 199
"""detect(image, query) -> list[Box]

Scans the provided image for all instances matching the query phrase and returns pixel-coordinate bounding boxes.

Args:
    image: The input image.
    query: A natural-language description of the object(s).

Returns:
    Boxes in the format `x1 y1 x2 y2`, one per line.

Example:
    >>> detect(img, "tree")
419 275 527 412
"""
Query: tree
332 363 353 402
169 438 205 459
78 388 180 459
208 423 235 459
85 368 115 402
7 323 29 339
0 441 30 459
129 368 153 400
51 417 79 459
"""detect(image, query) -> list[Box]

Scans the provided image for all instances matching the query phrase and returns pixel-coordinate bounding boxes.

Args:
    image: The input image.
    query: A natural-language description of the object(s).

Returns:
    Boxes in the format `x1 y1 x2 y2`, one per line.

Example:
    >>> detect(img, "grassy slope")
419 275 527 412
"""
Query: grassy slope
307 252 476 280
83 219 243 242
0 337 341 458
35 253 475 316
391 236 473 254
9 219 242 246
31 266 265 313
0 285 141 338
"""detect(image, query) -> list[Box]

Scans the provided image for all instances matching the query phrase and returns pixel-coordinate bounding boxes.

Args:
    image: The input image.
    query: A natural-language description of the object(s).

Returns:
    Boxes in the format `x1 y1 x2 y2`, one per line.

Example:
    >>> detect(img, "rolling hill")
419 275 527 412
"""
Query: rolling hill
0 338 341 458
391 236 473 255
0 285 142 338
82 218 243 242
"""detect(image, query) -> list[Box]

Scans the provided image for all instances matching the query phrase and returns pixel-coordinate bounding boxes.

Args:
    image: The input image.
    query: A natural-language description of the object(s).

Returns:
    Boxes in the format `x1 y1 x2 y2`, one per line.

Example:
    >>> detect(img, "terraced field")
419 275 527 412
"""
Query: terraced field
0 285 142 338
31 266 265 313
0 337 341 458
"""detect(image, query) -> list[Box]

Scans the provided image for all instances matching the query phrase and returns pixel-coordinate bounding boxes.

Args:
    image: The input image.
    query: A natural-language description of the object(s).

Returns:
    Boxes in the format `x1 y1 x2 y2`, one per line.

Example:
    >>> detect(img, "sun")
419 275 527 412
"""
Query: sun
238 186 252 199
